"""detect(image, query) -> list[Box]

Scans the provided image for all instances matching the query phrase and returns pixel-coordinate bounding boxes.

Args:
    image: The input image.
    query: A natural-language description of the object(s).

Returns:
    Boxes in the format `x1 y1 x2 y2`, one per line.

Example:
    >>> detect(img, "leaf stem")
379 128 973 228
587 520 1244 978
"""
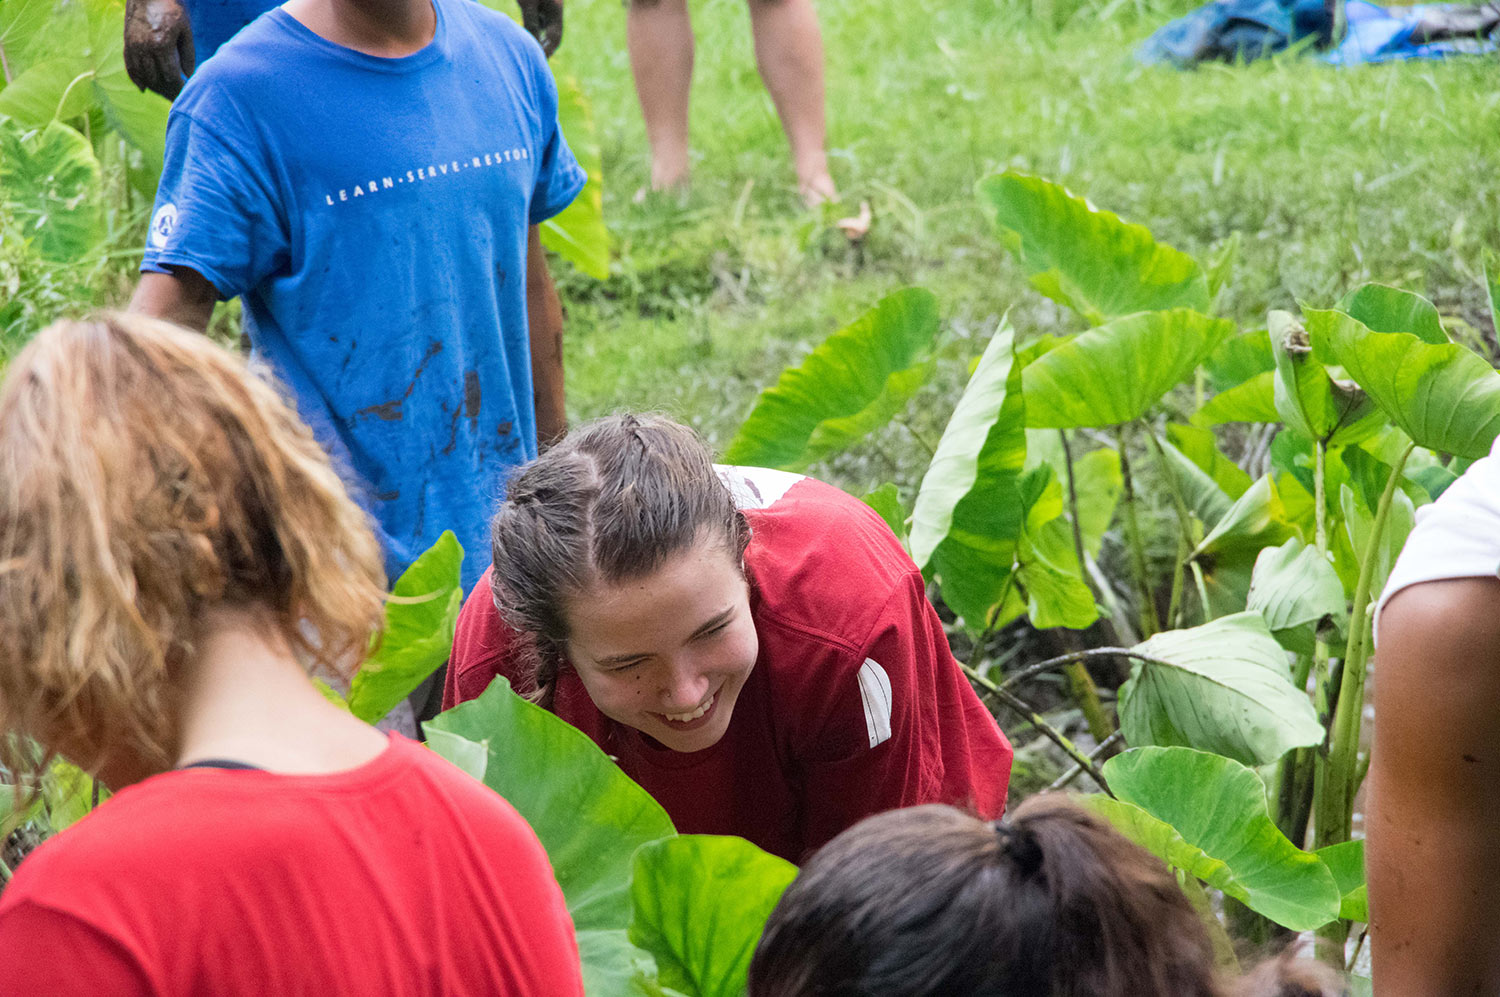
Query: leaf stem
1000 646 1179 690
1087 554 1141 645
1117 424 1161 637
54 71 96 125
898 416 939 458
1047 730 1124 790
962 662 1114 797
1316 441 1416 851
1060 430 1088 574
1054 430 1113 740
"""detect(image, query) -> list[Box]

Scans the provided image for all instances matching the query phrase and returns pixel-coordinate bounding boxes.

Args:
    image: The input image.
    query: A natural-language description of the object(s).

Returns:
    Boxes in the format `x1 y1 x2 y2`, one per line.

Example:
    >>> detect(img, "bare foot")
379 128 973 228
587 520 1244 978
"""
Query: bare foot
633 177 690 205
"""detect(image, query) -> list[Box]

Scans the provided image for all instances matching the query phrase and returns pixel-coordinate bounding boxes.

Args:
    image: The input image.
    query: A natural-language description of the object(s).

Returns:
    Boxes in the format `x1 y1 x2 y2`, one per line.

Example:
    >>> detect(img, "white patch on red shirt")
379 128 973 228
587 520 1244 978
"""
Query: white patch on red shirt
858 658 893 748
714 464 805 511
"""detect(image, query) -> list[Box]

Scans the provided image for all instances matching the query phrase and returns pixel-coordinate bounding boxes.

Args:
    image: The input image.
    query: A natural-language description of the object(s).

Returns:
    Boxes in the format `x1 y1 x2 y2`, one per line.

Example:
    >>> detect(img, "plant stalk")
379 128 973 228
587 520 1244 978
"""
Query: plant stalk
963 663 1113 797
899 416 939 458
1143 423 1200 628
1048 730 1125 790
1179 871 1240 971
1055 430 1112 741
1087 554 1141 646
1000 646 1181 691
1316 441 1416 850
1117 424 1160 637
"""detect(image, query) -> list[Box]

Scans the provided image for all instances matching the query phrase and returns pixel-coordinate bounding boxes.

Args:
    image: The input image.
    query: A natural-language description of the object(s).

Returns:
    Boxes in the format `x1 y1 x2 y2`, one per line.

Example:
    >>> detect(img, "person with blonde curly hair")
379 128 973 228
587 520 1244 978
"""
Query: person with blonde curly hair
0 314 584 996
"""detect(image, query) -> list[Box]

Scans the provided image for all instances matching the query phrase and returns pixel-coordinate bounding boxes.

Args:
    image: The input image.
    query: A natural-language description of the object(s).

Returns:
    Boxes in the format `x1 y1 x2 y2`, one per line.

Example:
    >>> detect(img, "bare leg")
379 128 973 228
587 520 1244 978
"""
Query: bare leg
627 0 694 192
747 0 836 205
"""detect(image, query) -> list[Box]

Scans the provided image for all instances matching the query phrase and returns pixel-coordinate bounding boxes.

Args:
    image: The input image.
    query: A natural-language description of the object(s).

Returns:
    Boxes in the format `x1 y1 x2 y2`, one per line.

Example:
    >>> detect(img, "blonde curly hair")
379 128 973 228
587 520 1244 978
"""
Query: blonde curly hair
0 314 386 782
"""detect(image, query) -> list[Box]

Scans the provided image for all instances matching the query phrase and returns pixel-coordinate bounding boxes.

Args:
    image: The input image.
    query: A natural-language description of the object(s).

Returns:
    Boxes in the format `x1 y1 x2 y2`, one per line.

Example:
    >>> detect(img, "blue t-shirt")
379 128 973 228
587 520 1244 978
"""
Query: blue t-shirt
183 0 277 63
143 0 586 590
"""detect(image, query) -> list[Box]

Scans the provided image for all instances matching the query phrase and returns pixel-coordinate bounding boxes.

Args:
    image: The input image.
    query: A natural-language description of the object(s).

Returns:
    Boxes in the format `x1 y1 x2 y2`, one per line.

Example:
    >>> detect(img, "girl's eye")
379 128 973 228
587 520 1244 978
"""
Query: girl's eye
697 621 730 640
609 659 646 672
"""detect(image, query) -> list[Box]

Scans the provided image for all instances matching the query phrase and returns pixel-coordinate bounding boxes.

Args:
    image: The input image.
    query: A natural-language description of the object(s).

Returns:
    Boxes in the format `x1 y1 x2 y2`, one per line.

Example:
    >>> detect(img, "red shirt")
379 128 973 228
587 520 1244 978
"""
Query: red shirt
445 468 1014 862
0 734 583 997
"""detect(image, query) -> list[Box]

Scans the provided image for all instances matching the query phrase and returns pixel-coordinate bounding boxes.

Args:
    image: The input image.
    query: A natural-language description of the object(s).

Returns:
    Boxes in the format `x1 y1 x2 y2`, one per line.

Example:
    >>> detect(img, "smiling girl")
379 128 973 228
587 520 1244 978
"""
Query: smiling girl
444 413 1013 861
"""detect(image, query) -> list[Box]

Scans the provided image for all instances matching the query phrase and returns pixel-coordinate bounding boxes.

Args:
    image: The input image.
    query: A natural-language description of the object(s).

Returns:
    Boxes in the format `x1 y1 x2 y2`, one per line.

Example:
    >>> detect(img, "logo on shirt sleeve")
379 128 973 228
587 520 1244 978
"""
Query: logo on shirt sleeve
149 204 178 249
858 658 893 748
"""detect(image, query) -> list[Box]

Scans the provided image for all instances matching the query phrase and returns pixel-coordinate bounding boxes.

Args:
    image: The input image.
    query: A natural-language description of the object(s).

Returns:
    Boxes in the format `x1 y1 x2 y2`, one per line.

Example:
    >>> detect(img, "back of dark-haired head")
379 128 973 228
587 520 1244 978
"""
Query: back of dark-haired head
749 796 1225 997
488 413 750 707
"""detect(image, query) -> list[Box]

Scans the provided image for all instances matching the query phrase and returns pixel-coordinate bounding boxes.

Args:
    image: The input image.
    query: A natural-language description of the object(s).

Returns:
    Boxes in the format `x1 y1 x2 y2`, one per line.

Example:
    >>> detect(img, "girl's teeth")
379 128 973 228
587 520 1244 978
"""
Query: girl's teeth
665 698 712 723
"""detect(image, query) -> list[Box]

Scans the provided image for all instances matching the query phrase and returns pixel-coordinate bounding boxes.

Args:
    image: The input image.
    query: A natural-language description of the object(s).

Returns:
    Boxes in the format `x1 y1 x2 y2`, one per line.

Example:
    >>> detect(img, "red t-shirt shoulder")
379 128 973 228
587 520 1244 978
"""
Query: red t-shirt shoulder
0 734 583 997
445 468 1013 862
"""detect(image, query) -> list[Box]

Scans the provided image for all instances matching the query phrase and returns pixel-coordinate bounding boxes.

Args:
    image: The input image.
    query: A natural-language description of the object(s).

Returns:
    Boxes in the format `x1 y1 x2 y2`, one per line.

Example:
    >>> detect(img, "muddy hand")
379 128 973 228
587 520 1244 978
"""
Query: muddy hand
516 0 563 57
123 0 196 101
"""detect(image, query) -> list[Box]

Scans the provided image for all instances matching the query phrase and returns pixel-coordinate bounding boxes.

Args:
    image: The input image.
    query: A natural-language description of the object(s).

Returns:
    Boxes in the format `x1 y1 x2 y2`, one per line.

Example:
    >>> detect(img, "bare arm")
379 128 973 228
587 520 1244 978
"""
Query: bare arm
129 269 218 332
1369 576 1500 996
525 225 567 448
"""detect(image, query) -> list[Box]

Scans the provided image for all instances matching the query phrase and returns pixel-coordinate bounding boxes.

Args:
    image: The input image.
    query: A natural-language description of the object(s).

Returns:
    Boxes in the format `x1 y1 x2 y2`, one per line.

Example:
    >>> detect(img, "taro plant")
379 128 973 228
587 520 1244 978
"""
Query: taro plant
720 170 1500 971
427 679 796 997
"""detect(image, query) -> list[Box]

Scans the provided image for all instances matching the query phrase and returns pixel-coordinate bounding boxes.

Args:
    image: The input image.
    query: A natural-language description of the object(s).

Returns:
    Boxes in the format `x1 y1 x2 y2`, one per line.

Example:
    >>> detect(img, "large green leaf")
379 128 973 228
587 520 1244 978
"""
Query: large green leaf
1068 446 1123 560
1338 282 1447 345
540 71 609 278
1192 474 1295 561
1016 515 1098 629
1246 539 1346 655
84 1 169 176
724 288 940 470
1340 482 1415 604
347 531 464 723
0 0 58 74
1269 310 1382 447
629 836 797 997
1204 328 1273 392
1315 840 1368 922
0 119 103 262
1119 612 1321 766
426 680 677 993
1167 423 1251 499
1308 308 1500 459
1483 249 1500 343
1204 231 1240 302
1022 432 1122 560
1189 475 1297 619
41 759 95 832
1086 746 1341 931
860 482 906 542
910 322 1025 626
977 171 1210 323
1154 435 1233 535
1022 309 1234 428
1193 370 1279 426
0 57 94 125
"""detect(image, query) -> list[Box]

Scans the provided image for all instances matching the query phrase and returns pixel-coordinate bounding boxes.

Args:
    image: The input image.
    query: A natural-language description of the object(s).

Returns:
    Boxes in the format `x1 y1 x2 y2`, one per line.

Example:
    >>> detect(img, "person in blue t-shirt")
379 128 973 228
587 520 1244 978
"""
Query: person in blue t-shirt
128 0 587 721
124 0 564 100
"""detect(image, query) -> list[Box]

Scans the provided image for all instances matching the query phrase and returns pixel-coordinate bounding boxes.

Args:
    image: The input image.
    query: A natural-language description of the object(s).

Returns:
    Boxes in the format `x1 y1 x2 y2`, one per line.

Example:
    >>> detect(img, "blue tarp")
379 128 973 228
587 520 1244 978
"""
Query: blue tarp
1138 0 1498 66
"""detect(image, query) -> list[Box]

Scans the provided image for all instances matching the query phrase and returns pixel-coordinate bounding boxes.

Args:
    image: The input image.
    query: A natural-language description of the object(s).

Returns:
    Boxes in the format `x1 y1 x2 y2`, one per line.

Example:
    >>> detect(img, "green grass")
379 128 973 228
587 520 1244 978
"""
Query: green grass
551 0 1500 495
